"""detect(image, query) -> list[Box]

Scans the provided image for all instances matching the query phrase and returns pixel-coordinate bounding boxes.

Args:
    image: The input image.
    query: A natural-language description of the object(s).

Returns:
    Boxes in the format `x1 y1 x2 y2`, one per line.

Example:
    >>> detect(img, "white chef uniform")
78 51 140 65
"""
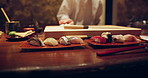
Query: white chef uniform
57 0 103 25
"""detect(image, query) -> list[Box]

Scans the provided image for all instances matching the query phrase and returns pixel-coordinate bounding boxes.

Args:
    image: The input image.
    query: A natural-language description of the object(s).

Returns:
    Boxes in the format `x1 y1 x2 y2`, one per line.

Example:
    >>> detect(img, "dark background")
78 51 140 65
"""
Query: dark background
117 0 148 26
0 0 148 32
0 0 62 31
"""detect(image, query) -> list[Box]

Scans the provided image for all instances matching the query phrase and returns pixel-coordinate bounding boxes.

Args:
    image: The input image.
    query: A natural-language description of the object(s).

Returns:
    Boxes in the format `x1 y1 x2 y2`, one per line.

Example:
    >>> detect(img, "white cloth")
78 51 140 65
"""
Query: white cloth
57 0 103 25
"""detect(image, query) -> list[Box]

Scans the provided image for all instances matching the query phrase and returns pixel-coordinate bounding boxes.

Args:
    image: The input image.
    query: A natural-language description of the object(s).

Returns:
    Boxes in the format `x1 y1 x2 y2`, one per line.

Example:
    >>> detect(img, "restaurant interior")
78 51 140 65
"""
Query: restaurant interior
0 0 148 78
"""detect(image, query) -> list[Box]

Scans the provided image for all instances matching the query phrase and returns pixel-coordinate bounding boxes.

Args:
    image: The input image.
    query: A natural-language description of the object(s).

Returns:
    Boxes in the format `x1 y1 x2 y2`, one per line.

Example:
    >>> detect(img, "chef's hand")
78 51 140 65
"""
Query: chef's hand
59 19 74 25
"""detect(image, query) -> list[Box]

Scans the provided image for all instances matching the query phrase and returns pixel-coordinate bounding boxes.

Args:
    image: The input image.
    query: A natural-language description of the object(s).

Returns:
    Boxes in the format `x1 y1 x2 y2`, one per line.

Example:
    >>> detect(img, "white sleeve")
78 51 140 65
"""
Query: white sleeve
57 0 72 21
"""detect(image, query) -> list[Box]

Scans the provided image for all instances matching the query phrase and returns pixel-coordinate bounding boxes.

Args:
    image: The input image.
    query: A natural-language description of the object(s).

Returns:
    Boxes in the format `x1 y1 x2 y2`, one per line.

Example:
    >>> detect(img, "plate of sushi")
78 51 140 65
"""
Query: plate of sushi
20 36 86 49
85 32 144 46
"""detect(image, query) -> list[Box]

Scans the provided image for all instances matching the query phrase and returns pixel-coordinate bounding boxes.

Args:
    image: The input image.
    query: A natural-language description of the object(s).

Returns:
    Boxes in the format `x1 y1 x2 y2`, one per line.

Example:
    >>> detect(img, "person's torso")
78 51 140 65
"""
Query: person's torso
70 0 102 25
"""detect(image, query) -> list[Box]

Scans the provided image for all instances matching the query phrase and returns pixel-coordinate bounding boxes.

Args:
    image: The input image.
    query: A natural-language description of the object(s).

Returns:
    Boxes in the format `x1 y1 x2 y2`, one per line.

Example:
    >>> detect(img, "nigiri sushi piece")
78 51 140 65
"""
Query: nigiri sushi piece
101 32 112 43
112 35 125 43
27 37 45 46
59 36 70 45
44 38 59 46
90 36 106 43
124 34 141 42
101 32 111 39
69 36 84 44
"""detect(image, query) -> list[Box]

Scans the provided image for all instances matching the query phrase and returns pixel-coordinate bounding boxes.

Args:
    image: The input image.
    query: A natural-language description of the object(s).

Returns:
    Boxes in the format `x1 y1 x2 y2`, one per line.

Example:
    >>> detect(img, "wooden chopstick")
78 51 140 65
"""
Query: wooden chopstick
1 8 10 22
97 45 148 56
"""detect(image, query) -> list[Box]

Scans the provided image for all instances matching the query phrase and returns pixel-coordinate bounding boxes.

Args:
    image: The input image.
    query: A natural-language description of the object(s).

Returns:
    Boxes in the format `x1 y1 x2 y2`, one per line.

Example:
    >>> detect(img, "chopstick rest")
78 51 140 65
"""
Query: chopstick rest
97 45 148 56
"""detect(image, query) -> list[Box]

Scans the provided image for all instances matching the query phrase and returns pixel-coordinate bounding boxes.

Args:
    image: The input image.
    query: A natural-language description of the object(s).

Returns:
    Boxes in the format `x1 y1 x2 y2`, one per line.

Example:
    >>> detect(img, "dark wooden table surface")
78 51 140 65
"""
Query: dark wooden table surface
0 34 148 78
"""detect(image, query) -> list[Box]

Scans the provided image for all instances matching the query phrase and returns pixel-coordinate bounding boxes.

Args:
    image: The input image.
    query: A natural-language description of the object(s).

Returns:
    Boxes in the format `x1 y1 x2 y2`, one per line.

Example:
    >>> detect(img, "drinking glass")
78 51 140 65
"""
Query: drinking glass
5 21 20 34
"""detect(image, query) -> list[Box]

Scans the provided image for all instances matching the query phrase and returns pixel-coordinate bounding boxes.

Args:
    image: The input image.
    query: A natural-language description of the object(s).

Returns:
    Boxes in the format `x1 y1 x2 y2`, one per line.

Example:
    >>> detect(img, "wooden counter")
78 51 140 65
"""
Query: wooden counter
0 34 148 78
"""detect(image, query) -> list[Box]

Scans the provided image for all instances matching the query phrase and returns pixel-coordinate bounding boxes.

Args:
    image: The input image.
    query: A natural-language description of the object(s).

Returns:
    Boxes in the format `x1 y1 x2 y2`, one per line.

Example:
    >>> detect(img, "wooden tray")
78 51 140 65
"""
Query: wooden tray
85 39 145 47
20 41 86 50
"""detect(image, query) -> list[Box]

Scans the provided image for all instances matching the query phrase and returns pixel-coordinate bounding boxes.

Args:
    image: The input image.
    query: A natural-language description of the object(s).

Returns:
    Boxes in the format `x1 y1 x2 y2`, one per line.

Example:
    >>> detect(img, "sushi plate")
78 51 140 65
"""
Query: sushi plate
85 39 145 47
6 33 35 41
20 41 86 50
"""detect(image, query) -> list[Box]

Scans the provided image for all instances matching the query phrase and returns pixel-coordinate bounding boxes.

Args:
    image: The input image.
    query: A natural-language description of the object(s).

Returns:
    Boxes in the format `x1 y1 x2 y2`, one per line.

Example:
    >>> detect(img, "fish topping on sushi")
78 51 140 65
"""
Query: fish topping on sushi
44 38 59 46
27 37 45 46
112 35 125 43
59 36 71 45
124 34 141 42
90 36 106 43
69 36 84 44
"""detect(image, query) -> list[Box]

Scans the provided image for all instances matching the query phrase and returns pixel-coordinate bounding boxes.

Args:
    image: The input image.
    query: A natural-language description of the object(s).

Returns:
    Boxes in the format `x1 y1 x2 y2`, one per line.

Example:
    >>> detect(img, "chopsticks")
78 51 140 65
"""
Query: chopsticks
97 45 148 56
1 8 11 22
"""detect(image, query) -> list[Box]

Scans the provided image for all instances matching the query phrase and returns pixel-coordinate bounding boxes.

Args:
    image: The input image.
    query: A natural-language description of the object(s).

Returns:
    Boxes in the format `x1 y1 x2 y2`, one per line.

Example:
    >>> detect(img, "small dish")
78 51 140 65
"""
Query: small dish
6 33 35 41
